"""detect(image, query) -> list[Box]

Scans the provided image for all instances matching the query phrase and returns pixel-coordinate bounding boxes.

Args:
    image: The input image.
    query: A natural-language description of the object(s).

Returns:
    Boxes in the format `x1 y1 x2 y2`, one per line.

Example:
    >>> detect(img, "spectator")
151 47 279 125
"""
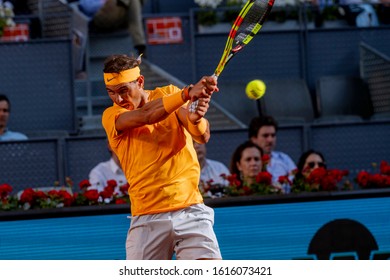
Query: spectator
289 149 350 193
229 140 264 187
88 141 127 193
248 115 296 187
101 54 221 260
0 94 28 141
193 141 230 197
78 0 147 57
339 0 379 27
295 149 326 180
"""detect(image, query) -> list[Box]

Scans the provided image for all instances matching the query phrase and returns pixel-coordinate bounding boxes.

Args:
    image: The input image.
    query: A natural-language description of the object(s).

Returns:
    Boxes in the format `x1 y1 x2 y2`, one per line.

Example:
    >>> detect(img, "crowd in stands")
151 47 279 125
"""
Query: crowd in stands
32 116 382 202
197 115 352 198
72 0 147 57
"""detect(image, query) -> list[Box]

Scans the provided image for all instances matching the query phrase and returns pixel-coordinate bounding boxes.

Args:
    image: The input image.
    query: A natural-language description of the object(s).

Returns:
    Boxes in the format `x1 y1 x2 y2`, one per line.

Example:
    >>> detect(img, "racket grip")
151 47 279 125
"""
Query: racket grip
189 74 218 113
189 101 198 113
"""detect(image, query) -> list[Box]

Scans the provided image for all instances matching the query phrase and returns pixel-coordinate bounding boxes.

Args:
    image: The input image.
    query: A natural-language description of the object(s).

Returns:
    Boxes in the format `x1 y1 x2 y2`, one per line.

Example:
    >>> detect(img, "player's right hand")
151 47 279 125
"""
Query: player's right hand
189 76 219 102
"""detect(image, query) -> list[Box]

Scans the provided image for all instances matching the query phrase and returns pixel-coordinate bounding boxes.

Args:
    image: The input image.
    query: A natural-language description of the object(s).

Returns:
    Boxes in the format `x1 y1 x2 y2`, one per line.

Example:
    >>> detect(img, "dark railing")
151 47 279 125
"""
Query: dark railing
360 42 390 115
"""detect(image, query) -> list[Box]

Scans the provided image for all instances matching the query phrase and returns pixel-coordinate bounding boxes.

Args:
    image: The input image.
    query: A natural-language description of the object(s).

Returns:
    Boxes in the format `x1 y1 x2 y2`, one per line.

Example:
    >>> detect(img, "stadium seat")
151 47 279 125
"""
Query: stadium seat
315 76 374 122
258 79 315 124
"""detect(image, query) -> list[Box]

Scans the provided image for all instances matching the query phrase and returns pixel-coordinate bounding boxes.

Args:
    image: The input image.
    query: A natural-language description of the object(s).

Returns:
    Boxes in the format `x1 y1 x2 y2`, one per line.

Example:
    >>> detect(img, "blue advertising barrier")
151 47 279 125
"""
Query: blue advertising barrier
1 191 390 260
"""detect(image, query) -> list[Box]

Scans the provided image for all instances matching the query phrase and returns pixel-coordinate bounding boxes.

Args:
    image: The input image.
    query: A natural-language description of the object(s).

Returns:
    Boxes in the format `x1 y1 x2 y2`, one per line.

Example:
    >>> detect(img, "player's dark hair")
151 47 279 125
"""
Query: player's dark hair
103 54 140 73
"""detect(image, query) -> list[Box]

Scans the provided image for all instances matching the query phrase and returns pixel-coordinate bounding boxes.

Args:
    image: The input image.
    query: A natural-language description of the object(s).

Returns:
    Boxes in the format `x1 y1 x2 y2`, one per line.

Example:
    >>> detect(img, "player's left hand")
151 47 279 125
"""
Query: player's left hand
187 97 210 123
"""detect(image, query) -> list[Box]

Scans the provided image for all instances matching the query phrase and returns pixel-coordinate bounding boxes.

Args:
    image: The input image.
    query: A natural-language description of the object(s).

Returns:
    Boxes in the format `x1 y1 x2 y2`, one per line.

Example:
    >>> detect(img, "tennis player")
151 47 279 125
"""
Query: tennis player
102 54 222 260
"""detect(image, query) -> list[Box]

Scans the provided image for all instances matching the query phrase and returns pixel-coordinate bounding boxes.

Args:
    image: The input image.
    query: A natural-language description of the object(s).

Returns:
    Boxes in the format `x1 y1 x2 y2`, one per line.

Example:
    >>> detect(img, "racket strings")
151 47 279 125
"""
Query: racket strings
191 0 274 113
233 0 270 45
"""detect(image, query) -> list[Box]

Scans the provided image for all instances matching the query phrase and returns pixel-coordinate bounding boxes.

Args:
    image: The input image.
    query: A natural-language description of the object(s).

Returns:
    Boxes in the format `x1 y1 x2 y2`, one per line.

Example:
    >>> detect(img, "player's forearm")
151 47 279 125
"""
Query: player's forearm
115 90 187 131
188 118 210 144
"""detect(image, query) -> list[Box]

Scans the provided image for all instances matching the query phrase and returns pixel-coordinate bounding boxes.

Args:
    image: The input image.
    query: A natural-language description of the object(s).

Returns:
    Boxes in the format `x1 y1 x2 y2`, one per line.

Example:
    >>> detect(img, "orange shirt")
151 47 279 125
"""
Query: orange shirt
102 85 203 216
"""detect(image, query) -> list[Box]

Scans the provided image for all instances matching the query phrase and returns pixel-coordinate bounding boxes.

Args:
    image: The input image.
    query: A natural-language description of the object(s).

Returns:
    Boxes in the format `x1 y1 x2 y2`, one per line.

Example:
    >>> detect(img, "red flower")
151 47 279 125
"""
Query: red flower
106 180 117 188
356 171 370 187
255 171 272 185
58 190 74 206
119 183 129 196
1 178 132 210
222 173 241 187
47 190 59 197
262 154 270 166
371 174 387 188
79 179 91 190
242 185 253 195
320 176 336 191
115 198 127 204
291 167 349 193
83 189 99 202
356 161 390 189
307 167 327 185
100 189 114 199
0 183 13 199
19 188 36 204
328 169 349 182
278 175 291 185
380 161 390 175
34 191 47 200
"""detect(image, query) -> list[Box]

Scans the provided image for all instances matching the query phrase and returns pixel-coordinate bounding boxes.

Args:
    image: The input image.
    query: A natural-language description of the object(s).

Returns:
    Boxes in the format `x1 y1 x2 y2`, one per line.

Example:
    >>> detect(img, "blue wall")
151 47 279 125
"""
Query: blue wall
1 195 390 260
215 197 390 260
0 40 76 133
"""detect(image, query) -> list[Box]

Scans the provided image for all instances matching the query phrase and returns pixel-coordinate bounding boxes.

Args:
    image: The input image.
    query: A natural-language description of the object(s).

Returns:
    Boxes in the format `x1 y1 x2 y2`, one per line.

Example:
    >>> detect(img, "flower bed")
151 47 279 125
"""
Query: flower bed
201 161 390 198
356 161 390 189
0 178 129 211
1 161 390 212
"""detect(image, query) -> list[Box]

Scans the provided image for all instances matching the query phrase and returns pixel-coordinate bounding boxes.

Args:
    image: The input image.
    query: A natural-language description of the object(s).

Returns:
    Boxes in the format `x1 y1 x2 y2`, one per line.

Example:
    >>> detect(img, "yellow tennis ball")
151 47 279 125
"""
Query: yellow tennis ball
245 80 266 100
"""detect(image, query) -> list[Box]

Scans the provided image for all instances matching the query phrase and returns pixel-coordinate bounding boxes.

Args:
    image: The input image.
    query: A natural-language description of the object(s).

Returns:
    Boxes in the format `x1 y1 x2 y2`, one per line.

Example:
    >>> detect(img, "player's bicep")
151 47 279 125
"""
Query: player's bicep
115 99 168 131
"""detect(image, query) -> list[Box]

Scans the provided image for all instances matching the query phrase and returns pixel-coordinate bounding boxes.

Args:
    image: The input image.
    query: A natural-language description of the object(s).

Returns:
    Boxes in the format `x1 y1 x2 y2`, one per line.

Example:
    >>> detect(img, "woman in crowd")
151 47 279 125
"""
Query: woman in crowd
296 149 327 179
291 149 327 192
229 140 264 186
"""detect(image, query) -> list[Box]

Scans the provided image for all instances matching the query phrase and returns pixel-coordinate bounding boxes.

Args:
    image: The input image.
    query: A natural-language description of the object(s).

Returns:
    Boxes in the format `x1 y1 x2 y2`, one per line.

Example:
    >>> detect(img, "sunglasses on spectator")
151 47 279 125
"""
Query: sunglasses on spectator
307 161 326 169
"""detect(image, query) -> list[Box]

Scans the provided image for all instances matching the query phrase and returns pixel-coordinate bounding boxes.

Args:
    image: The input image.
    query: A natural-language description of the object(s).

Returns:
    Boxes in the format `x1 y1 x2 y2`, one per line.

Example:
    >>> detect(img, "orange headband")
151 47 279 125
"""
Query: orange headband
103 67 140 86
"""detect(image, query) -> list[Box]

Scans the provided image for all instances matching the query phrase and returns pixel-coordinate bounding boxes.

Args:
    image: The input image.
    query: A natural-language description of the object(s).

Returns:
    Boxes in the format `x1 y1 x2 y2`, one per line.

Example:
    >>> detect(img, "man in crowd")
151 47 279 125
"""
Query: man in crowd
248 115 296 188
0 94 28 141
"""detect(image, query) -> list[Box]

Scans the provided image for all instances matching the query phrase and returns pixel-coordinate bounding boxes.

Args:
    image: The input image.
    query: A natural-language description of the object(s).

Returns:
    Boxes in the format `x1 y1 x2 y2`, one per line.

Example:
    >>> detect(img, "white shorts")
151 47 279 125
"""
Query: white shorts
125 203 222 260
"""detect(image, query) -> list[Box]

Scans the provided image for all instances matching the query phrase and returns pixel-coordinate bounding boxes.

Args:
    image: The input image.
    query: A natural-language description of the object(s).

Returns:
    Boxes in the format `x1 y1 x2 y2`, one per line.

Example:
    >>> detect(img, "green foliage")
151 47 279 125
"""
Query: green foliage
197 9 218 26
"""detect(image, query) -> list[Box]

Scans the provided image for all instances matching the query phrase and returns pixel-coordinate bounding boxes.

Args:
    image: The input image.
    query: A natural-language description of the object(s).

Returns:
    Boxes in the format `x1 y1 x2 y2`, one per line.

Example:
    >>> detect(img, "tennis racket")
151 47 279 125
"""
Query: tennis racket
190 0 275 112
